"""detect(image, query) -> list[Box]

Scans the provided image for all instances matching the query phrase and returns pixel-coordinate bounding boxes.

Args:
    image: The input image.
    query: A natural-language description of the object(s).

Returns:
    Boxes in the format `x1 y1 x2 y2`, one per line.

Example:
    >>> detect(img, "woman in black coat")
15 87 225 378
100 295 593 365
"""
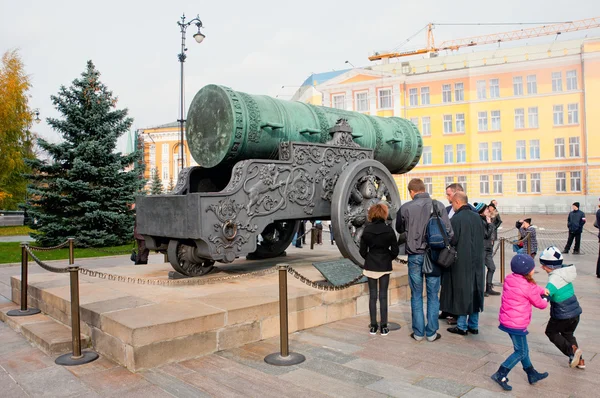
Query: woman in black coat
359 203 399 336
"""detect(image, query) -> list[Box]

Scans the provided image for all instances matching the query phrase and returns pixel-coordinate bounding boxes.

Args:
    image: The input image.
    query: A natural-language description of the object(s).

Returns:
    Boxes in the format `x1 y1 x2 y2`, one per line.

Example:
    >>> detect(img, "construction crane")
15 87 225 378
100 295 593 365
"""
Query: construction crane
368 17 600 62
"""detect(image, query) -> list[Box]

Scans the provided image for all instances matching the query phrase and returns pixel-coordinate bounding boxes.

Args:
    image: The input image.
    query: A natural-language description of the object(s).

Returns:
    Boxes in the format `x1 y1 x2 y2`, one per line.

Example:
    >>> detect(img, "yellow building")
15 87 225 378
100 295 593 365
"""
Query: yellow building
296 37 600 213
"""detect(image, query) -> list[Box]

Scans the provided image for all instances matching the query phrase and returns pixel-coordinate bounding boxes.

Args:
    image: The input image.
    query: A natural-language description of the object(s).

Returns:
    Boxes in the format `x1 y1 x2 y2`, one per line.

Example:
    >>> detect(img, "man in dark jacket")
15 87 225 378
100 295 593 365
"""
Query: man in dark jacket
563 202 586 255
442 192 485 335
397 178 452 342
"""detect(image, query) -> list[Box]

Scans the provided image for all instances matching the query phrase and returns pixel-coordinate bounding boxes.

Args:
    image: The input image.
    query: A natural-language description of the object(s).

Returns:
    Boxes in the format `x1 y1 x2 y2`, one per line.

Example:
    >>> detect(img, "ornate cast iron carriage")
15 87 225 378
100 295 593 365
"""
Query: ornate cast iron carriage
137 85 422 276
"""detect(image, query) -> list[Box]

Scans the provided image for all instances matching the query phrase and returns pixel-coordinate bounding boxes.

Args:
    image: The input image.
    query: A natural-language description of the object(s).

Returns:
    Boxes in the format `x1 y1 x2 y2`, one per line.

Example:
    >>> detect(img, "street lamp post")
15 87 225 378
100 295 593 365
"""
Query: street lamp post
177 13 205 170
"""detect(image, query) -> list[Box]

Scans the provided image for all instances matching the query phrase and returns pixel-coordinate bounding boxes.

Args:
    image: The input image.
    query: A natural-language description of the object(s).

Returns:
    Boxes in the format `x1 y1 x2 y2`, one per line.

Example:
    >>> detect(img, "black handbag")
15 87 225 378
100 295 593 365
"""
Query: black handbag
423 248 441 276
431 205 457 269
130 242 137 262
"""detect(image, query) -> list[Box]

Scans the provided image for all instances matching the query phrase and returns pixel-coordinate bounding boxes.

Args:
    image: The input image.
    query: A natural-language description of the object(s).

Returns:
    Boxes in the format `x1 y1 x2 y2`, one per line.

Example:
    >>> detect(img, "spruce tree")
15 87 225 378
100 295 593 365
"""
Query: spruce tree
24 61 145 247
167 176 175 193
150 169 163 195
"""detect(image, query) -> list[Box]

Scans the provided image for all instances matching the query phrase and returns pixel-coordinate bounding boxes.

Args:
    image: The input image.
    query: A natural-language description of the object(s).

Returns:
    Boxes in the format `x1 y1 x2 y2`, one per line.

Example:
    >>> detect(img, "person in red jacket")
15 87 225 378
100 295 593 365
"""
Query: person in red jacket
491 254 549 391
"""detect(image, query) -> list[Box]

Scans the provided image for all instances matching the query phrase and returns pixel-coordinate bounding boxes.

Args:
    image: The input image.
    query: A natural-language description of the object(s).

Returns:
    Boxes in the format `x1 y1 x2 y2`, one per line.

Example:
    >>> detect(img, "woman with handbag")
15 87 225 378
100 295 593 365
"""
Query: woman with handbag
359 203 399 336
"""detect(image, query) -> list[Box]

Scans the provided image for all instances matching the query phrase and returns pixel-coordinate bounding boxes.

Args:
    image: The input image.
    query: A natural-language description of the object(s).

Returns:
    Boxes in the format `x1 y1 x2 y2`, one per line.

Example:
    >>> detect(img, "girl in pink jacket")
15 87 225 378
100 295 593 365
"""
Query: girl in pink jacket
491 254 549 391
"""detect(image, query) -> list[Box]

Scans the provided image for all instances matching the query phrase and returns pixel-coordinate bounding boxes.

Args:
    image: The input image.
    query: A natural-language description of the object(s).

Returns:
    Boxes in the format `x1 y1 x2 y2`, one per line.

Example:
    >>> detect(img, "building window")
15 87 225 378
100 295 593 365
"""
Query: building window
493 175 503 194
149 144 156 169
556 172 566 192
454 83 464 101
332 94 345 109
514 108 525 129
553 105 564 126
442 84 452 103
162 143 169 158
355 91 369 112
527 75 537 94
570 171 581 192
456 113 465 132
513 76 523 96
552 72 562 92
378 88 392 109
480 175 490 195
530 139 540 160
478 111 488 132
445 176 455 187
568 103 579 124
477 80 486 99
492 141 502 161
490 78 500 98
457 144 466 163
444 144 453 164
420 87 430 105
516 140 526 160
517 173 527 193
443 115 453 134
531 173 541 193
409 88 418 106
569 137 580 157
422 117 431 136
422 146 432 165
555 138 565 158
490 110 501 130
424 177 433 195
566 70 578 90
479 142 489 162
528 107 539 128
410 117 419 129
162 165 169 181
458 176 467 193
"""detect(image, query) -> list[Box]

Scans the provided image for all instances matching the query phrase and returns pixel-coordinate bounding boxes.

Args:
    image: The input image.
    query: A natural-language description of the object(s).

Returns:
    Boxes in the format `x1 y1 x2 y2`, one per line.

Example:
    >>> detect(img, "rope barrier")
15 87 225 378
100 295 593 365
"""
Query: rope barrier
27 240 71 252
24 246 70 273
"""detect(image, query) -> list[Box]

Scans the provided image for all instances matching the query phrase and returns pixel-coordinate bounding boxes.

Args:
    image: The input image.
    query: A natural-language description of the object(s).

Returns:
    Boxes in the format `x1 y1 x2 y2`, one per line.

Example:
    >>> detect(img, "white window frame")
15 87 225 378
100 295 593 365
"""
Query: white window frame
421 116 431 136
456 113 465 133
569 137 580 157
513 76 523 96
531 173 541 193
422 146 432 165
332 94 346 109
444 144 454 164
529 139 540 160
149 144 156 169
409 88 418 106
480 175 490 195
491 110 501 130
556 172 566 192
490 78 500 98
355 91 369 112
442 84 452 103
458 176 467 194
514 108 525 129
454 83 464 101
526 75 537 94
443 115 453 134
477 80 486 99
493 174 503 194
570 171 581 192
517 174 527 193
456 144 466 163
479 142 489 162
516 140 526 160
478 111 488 132
554 138 565 158
410 117 419 129
552 72 563 92
420 87 430 105
492 141 502 161
528 107 539 128
566 70 578 91
378 88 392 109
553 105 564 126
568 103 579 124
424 177 433 195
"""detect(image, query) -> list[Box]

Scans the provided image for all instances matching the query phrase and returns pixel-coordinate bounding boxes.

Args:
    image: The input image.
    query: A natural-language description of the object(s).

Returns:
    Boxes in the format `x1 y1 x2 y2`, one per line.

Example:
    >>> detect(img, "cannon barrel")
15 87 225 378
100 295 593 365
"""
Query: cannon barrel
186 85 422 174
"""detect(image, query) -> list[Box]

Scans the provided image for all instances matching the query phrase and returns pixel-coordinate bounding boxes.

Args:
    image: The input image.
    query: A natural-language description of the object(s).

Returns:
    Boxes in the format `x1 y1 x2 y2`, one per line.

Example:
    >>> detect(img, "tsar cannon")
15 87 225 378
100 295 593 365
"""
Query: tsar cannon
137 85 422 276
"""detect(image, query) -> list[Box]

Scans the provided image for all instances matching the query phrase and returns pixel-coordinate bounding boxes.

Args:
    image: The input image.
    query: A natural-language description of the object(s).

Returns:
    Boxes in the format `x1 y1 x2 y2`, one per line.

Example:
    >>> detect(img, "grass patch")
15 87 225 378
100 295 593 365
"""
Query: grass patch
0 226 33 236
0 242 134 264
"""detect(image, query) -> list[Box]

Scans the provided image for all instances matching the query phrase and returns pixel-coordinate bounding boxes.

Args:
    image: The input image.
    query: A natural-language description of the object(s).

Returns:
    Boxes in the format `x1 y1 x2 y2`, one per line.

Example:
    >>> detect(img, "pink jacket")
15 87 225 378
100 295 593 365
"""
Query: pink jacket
499 273 548 330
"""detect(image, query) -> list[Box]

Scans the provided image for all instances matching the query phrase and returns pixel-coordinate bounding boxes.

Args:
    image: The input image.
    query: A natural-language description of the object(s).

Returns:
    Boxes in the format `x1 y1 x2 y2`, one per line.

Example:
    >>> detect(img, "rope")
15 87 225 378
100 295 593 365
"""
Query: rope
27 240 71 252
25 246 70 273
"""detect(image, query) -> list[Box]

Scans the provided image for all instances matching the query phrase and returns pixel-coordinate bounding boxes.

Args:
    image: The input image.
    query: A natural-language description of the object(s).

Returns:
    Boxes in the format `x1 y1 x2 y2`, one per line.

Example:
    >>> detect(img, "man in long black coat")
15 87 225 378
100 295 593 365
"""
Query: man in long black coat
441 192 485 335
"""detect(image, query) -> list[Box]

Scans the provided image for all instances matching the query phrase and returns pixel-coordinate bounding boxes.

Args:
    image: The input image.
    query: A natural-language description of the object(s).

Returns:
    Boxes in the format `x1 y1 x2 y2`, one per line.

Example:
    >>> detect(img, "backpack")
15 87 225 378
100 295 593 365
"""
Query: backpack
426 200 446 250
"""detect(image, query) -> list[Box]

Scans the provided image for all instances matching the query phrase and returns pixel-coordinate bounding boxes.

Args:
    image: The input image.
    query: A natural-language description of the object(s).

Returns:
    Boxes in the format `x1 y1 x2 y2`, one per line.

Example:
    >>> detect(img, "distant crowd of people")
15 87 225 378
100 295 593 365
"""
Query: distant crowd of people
358 178 589 392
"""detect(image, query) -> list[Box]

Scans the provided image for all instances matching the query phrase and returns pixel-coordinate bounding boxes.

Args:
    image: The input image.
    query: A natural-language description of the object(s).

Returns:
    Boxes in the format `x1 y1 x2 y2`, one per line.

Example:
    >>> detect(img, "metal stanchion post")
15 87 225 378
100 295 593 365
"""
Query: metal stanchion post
500 238 505 283
310 228 315 250
68 238 75 265
55 267 99 366
264 264 305 366
8 243 40 317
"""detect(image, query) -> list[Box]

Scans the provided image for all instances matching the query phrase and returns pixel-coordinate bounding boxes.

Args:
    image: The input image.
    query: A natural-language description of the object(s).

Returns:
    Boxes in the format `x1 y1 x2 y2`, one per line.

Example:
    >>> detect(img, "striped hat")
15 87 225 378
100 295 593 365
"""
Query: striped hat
539 246 564 268
473 202 487 214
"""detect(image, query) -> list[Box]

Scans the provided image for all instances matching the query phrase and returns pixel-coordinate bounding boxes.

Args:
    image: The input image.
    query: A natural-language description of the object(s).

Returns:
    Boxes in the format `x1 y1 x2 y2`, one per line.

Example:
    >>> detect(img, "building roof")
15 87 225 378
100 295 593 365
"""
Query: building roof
301 69 352 87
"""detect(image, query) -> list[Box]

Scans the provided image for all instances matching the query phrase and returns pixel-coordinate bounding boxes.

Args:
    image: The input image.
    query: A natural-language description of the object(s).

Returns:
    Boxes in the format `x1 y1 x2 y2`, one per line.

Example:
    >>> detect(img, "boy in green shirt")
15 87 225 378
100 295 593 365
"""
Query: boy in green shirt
539 246 584 369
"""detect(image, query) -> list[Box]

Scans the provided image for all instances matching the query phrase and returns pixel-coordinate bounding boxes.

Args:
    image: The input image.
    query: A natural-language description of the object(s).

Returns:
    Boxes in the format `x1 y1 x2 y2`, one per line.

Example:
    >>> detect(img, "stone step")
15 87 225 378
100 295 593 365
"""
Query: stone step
0 304 91 356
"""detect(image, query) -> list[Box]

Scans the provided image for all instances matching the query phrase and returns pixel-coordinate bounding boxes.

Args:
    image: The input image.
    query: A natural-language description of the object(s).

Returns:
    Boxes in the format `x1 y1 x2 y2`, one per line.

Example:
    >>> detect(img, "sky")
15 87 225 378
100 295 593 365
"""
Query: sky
1 0 599 152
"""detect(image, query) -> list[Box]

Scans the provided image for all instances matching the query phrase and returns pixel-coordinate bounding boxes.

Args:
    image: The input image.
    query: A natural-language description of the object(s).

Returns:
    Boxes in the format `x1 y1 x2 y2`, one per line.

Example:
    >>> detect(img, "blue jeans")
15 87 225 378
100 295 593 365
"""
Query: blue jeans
502 333 532 370
457 312 479 331
408 254 440 338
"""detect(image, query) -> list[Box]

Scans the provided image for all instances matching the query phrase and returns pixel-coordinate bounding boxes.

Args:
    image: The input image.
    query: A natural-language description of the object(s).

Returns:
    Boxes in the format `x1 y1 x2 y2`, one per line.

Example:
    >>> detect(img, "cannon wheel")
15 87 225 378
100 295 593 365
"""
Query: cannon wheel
167 240 215 277
247 220 300 260
331 159 401 265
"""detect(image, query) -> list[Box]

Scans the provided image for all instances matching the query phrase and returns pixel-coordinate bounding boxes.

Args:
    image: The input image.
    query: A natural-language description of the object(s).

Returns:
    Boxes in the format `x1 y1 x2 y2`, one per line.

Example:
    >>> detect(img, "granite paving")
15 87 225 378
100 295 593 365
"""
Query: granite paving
0 220 599 397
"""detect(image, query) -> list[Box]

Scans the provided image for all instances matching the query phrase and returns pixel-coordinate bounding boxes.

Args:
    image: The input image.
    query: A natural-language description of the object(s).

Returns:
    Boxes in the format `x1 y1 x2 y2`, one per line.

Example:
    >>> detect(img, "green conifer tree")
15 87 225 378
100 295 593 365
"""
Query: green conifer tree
150 169 163 195
24 61 144 247
167 176 175 193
